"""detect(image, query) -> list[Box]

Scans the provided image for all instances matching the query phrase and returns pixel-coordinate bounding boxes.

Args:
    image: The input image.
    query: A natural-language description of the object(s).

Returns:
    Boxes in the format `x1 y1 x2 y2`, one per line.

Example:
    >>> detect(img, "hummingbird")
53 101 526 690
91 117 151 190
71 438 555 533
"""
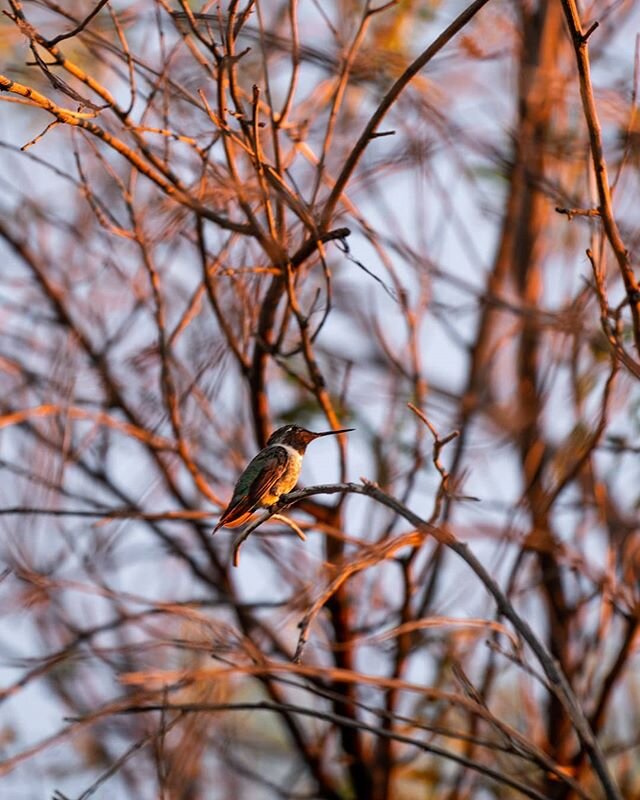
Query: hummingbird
212 424 354 533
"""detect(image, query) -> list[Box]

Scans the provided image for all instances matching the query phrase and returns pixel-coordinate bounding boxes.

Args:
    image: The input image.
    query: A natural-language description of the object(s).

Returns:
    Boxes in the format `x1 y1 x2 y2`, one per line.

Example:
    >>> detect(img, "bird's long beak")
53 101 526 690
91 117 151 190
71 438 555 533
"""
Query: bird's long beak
311 428 355 438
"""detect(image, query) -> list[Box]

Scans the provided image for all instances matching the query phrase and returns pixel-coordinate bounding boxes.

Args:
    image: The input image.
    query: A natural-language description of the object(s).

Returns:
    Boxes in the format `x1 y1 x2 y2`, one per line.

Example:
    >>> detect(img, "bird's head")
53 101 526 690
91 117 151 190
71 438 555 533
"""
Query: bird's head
267 424 354 453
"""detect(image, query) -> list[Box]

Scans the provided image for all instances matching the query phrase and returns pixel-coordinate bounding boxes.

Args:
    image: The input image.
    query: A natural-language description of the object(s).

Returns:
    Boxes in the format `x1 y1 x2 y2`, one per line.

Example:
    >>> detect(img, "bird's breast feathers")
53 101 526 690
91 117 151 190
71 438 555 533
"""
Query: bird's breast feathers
261 444 302 506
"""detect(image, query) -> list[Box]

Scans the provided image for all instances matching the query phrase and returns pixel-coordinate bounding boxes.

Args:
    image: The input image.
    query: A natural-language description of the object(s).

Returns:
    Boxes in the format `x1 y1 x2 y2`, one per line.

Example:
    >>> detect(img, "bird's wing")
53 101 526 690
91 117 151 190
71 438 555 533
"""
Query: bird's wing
214 445 289 530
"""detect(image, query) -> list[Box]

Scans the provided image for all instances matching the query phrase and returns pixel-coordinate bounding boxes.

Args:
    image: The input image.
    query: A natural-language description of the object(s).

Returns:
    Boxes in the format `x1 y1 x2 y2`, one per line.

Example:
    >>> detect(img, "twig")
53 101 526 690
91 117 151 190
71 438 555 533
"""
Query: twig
561 0 640 358
45 0 110 47
408 402 460 522
232 511 308 567
555 206 600 220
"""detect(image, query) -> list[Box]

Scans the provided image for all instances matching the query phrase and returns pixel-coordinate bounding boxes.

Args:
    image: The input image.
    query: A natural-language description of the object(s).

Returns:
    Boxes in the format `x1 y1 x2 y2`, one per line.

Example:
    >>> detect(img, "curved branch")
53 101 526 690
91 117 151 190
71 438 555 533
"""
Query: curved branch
237 480 621 800
115 700 551 800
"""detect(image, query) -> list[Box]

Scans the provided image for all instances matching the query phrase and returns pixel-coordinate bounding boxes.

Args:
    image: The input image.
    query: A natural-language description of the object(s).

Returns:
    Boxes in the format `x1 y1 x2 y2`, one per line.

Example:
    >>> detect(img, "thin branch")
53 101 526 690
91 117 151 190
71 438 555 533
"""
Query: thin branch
320 0 491 226
561 0 640 356
45 0 111 47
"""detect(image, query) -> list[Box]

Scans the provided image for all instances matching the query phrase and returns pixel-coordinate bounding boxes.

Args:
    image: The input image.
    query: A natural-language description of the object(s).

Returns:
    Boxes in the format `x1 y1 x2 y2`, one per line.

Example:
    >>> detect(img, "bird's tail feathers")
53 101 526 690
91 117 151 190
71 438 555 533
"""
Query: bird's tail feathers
211 506 254 534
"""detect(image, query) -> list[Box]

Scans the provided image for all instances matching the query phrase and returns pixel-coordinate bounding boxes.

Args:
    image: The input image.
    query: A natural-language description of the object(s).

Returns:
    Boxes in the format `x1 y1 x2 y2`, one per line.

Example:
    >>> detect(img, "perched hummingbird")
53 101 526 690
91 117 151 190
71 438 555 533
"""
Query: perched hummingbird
212 424 354 533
